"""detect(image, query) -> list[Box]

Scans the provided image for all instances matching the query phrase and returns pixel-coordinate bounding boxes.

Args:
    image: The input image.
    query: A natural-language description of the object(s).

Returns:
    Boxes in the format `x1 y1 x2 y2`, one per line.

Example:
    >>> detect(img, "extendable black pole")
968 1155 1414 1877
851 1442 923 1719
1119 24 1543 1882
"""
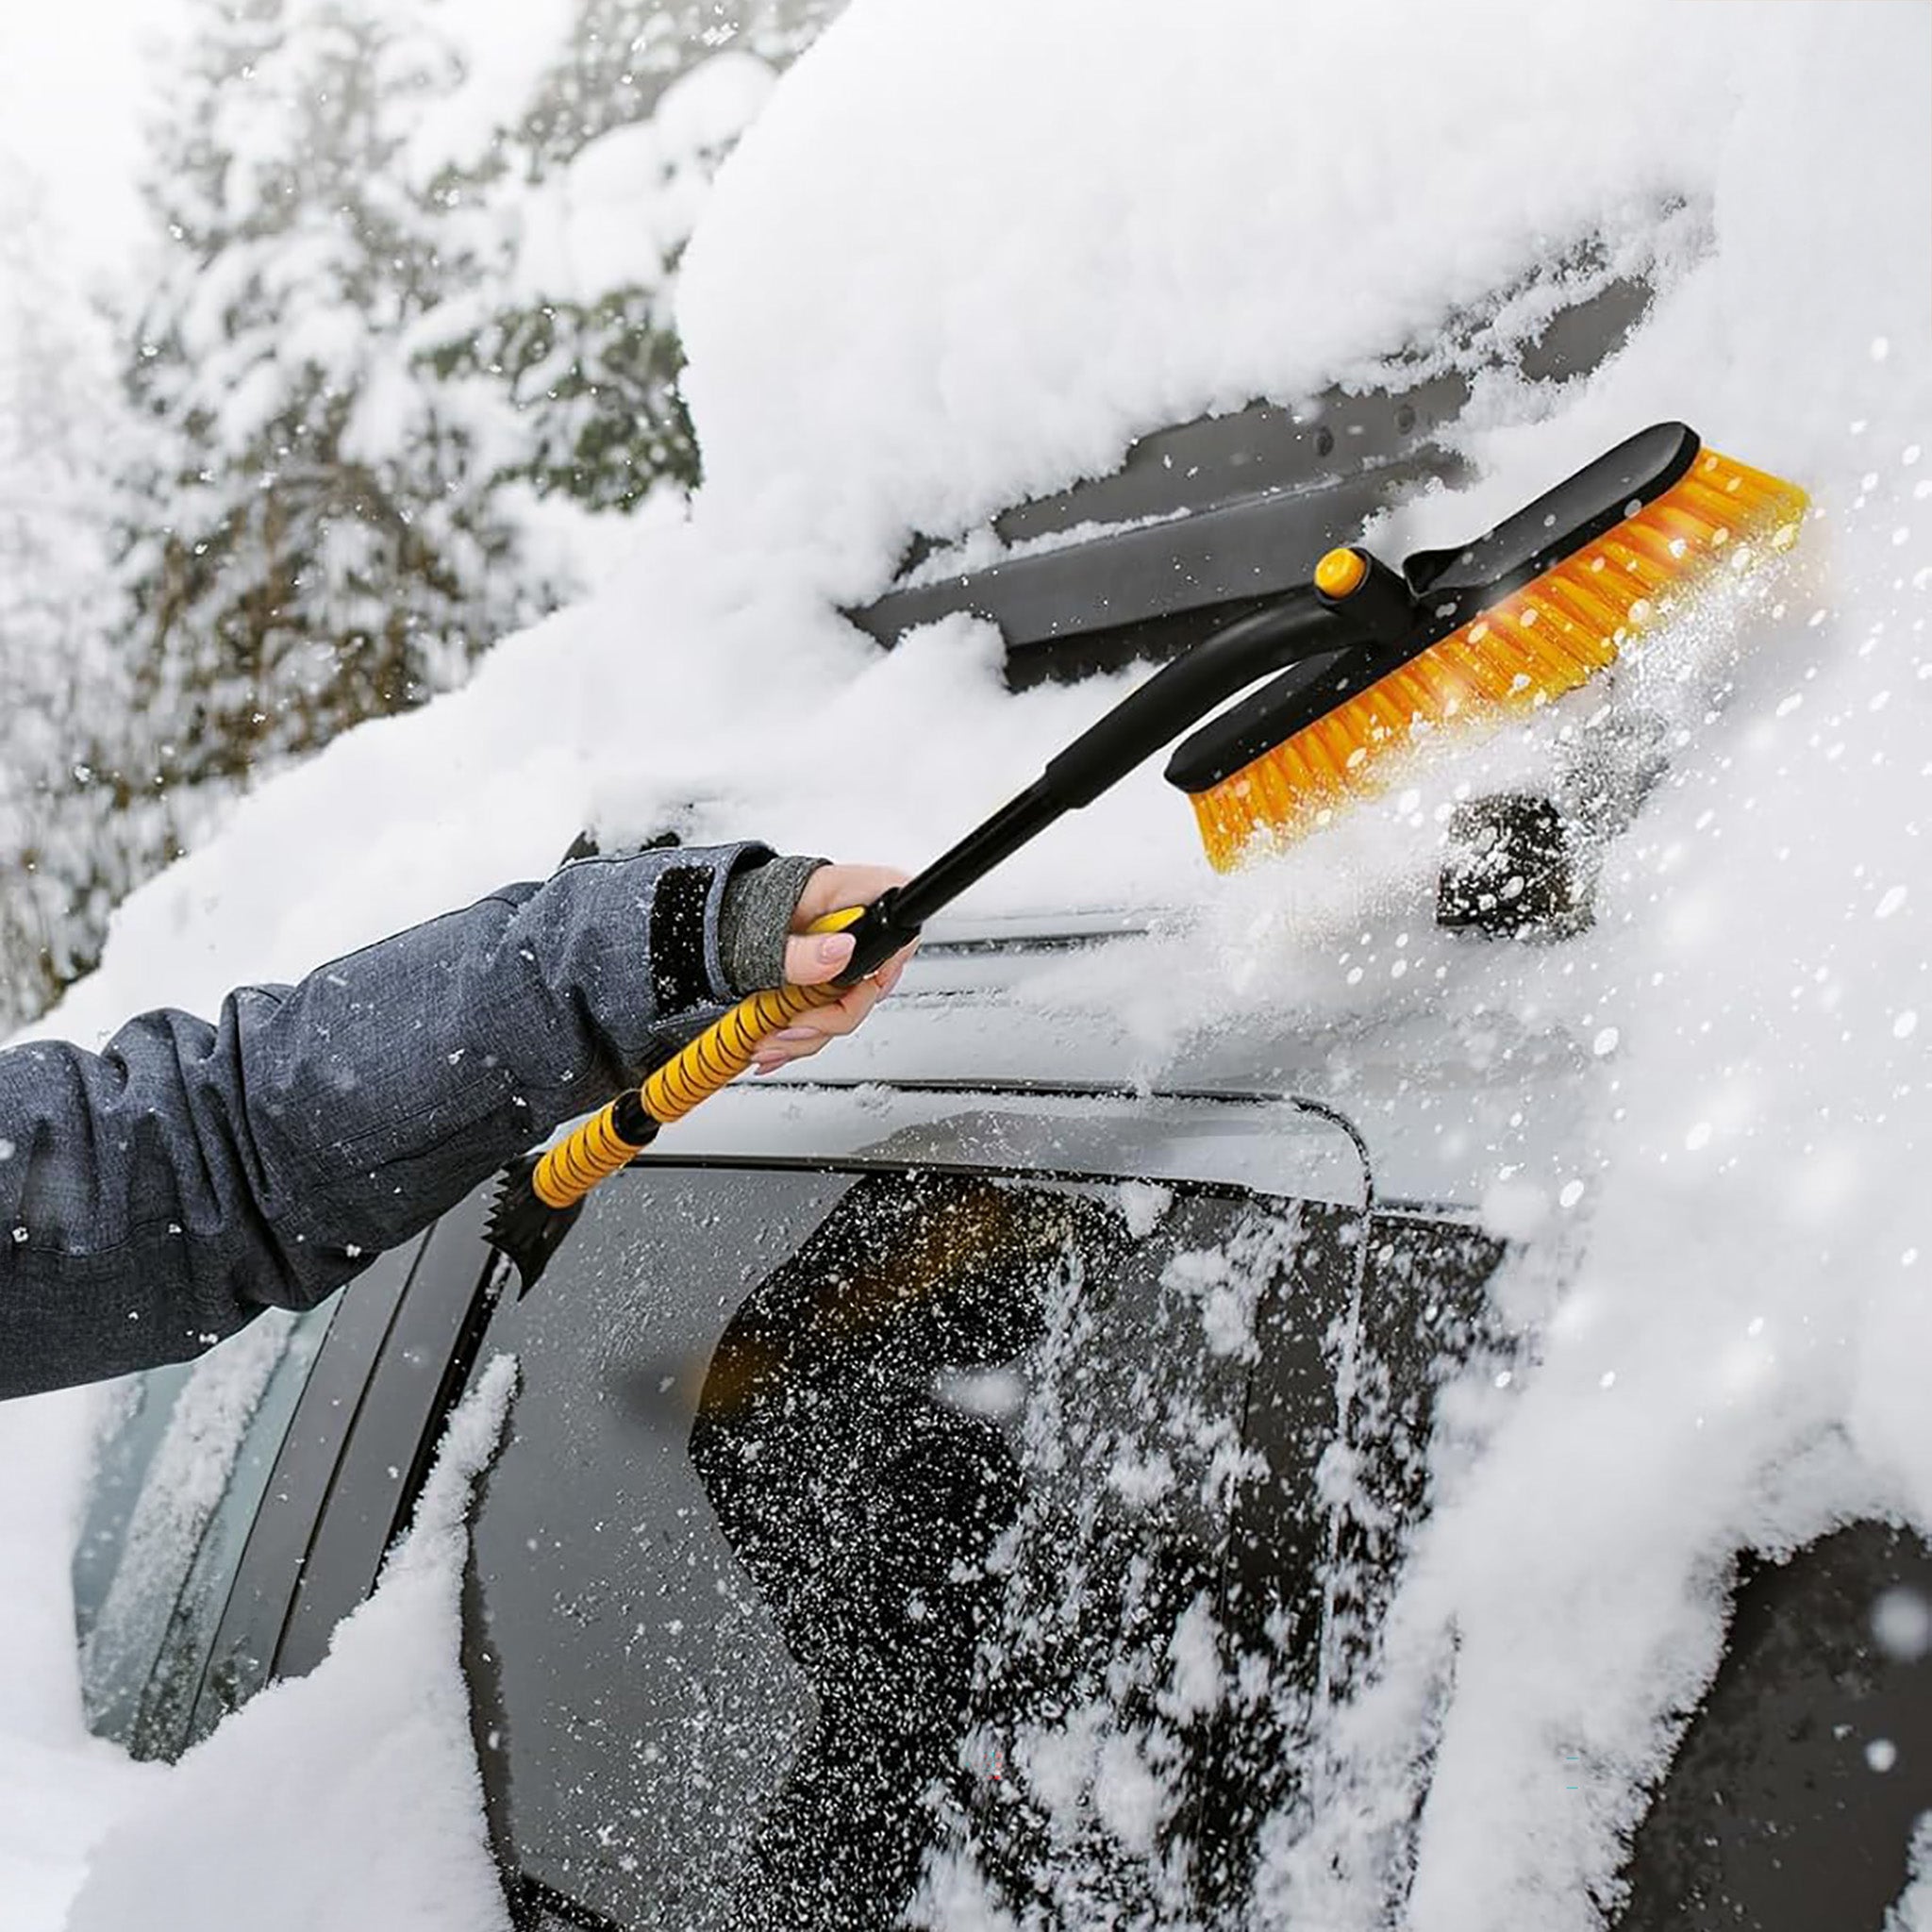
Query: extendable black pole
836 587 1403 979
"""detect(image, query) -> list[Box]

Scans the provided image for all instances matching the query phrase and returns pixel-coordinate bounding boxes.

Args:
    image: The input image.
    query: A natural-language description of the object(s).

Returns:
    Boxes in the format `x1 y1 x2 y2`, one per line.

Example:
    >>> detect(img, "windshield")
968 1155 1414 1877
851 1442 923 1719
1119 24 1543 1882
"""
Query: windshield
448 1153 1477 1931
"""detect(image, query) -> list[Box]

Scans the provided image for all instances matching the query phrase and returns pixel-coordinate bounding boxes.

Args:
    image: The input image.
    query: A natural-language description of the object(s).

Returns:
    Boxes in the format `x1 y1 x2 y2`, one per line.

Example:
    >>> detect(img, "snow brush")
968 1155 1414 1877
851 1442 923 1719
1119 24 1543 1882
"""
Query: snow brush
1165 422 1807 866
485 421 1805 1290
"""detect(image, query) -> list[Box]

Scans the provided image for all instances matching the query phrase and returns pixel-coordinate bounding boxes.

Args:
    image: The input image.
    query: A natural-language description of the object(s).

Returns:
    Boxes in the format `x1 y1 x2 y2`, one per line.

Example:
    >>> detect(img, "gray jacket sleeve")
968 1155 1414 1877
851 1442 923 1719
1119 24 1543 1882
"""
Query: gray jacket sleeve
0 841 781 1400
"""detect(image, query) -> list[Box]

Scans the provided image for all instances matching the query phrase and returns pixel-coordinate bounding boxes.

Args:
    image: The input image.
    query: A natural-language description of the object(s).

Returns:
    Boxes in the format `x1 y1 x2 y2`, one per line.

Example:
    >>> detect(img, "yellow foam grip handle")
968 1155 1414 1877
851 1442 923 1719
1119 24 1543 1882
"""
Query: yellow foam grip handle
529 907 863 1211
529 1096 658 1208
641 977 845 1124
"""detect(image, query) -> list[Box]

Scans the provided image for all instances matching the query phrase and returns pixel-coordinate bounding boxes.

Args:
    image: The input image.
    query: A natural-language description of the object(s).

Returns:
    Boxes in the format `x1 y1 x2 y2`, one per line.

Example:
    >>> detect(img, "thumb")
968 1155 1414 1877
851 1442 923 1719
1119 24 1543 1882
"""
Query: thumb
784 929 855 986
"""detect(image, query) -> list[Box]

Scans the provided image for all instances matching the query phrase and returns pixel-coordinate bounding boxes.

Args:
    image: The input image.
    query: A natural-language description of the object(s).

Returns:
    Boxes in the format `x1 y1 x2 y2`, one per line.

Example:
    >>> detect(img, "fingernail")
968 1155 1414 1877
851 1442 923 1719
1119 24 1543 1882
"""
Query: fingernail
774 1027 817 1042
816 934 855 965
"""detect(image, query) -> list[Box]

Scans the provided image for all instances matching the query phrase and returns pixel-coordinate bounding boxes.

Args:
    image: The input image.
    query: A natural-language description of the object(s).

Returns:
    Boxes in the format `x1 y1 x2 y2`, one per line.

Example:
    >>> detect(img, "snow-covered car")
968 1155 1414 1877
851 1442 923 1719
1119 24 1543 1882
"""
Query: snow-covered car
70 278 1932 1930
67 915 1932 1932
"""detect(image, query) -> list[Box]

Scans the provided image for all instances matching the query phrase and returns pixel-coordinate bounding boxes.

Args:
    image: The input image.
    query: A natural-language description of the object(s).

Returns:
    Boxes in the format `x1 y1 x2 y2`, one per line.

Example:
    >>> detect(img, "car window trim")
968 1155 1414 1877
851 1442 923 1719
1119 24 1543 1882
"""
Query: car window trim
623 1149 1310 1206
646 1074 1376 1205
181 1229 436 1747
270 1186 508 1683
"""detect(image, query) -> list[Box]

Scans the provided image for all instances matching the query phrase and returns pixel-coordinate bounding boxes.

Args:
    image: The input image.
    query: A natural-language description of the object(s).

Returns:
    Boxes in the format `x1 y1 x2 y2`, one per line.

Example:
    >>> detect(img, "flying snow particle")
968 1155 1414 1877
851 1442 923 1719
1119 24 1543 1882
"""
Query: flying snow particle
1592 1027 1621 1057
1108 1451 1176 1507
1164 1598 1224 1720
1876 886 1908 920
1095 1732 1168 1854
1115 1179 1173 1237
1894 1011 1918 1041
1874 1589 1932 1662
935 1368 1027 1421
1868 1739 1900 1774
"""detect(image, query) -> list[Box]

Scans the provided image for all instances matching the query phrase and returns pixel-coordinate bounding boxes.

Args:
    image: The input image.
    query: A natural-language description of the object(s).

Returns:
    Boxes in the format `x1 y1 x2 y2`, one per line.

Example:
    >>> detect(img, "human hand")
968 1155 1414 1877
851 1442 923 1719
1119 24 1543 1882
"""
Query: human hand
754 863 917 1074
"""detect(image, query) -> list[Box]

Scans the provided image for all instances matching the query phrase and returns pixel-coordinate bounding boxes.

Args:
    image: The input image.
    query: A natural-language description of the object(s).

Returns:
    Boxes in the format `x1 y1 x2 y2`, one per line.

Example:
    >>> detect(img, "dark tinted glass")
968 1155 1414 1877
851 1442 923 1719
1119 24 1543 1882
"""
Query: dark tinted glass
462 1161 1368 1930
72 1358 196 1649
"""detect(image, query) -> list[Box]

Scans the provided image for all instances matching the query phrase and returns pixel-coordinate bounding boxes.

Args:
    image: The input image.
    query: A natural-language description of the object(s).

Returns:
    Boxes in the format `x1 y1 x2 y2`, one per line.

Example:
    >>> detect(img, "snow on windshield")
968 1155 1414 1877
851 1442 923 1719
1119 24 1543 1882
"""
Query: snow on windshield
1 0 1926 1926
917 1193 1305 1929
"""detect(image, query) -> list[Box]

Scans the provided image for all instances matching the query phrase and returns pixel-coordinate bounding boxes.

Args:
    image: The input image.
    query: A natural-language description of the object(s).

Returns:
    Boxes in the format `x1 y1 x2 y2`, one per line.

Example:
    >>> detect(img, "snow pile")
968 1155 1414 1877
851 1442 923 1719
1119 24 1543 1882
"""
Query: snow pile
677 0 1715 579
0 0 1925 1925
0 1394 158 1928
62 1359 518 1932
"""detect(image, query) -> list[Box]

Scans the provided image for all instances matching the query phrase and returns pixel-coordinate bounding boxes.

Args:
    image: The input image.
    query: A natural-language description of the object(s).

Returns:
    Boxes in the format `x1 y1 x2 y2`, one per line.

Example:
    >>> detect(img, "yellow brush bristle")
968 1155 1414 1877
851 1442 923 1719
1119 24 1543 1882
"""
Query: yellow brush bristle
1191 448 1808 871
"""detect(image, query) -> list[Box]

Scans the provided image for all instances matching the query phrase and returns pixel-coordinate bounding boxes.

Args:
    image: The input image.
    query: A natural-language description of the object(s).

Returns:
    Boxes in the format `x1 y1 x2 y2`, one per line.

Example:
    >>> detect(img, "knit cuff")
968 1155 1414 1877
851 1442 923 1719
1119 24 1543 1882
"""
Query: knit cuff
718 855 828 993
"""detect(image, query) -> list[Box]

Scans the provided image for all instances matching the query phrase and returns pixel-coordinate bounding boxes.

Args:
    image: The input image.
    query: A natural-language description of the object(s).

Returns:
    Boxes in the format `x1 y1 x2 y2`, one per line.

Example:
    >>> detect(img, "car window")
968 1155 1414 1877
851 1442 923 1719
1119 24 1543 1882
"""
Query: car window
458 1158 1364 1931
74 1295 339 1757
72 1358 197 1649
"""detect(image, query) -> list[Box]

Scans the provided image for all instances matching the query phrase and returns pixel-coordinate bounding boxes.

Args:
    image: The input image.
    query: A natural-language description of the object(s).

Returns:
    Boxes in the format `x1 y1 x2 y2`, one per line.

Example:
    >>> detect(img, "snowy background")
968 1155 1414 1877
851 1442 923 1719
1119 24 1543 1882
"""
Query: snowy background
1 0 1928 1926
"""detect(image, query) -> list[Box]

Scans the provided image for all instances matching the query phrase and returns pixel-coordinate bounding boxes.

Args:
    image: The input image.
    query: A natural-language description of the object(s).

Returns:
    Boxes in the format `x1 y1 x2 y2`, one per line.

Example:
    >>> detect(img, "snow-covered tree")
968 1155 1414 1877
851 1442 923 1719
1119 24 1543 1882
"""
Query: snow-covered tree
0 0 849 1031
113 0 557 816
115 0 849 814
519 0 838 171
420 0 843 509
0 157 132 1028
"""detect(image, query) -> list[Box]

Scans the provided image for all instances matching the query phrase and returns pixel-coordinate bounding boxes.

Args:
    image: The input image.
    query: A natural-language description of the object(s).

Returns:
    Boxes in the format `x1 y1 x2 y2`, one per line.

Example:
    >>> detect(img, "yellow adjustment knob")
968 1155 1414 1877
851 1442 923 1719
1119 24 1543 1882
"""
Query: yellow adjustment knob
1314 546 1370 599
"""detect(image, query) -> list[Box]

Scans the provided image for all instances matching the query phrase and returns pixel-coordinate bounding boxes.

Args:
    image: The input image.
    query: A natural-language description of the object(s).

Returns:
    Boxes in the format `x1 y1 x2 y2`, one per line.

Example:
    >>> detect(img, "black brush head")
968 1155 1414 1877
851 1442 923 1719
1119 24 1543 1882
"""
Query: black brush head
1163 422 1702 797
485 1151 586 1297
